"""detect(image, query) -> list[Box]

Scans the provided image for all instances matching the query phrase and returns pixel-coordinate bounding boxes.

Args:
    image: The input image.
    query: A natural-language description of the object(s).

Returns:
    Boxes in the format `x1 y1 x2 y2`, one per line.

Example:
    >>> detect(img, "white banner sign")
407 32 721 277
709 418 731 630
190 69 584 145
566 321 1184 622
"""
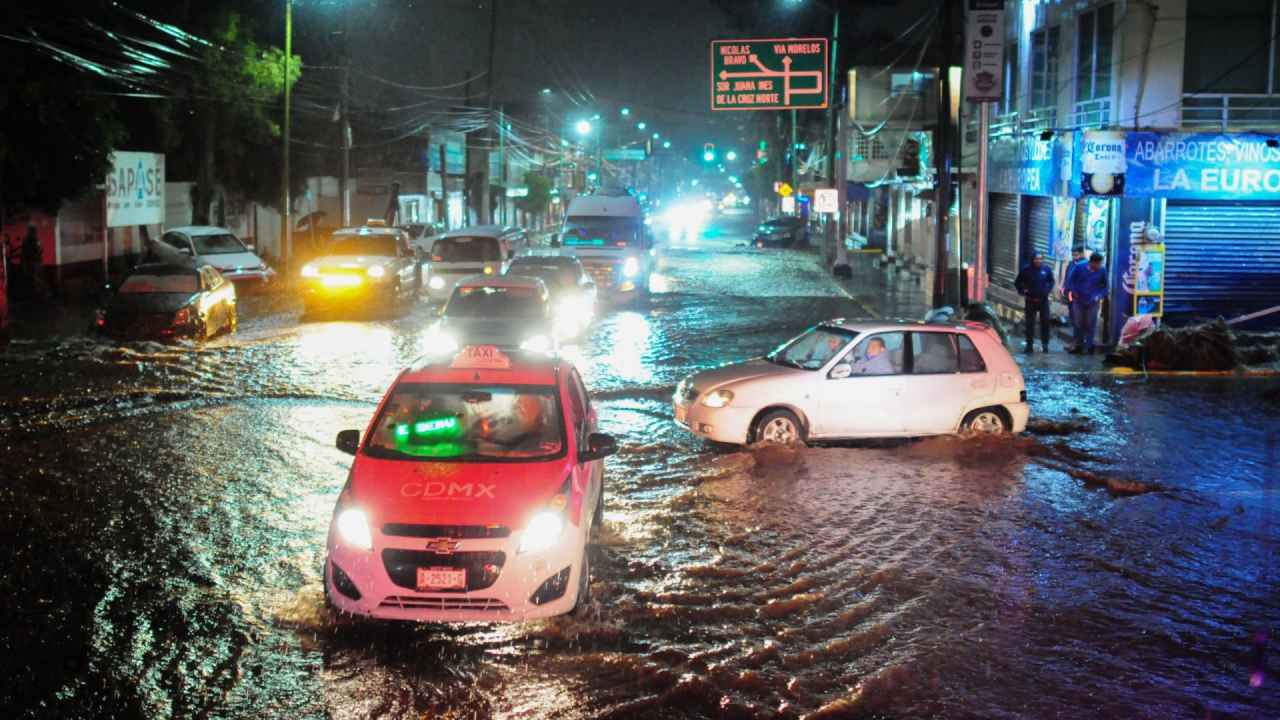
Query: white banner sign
106 151 165 228
964 0 1005 103
813 188 838 214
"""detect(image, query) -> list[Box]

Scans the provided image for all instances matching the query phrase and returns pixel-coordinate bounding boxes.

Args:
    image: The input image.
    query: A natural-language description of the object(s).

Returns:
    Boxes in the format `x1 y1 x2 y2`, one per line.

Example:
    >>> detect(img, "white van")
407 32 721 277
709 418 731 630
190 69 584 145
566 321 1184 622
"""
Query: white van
556 193 653 302
424 225 525 302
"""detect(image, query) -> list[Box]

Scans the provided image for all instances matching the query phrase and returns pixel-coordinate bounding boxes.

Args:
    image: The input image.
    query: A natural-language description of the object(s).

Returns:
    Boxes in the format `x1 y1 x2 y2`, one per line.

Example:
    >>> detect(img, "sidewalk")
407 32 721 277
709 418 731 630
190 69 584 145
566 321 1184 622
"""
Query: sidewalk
827 251 1280 378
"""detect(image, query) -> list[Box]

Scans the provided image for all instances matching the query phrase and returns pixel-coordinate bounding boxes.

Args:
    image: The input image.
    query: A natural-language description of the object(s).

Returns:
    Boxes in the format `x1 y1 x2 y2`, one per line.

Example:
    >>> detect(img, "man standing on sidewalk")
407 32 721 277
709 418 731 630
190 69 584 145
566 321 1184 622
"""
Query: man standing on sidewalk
1067 252 1108 354
1063 247 1088 351
1014 252 1055 353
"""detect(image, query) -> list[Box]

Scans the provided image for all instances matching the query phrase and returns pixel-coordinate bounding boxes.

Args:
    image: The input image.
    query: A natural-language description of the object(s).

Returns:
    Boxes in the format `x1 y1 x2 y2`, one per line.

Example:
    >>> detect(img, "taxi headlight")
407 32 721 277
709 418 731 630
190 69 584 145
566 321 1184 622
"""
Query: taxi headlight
367 265 387 279
518 510 564 554
521 334 552 353
336 508 373 551
701 389 734 408
428 275 446 290
622 256 640 278
301 264 319 278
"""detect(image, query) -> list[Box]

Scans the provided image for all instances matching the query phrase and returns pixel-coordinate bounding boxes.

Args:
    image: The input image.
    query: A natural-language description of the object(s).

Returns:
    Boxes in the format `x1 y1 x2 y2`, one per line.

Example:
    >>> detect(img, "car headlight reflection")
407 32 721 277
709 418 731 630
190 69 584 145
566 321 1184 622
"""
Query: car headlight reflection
428 275 446 290
336 508 373 551
518 510 564 553
622 256 639 278
301 264 319 278
367 265 386 279
701 389 734 408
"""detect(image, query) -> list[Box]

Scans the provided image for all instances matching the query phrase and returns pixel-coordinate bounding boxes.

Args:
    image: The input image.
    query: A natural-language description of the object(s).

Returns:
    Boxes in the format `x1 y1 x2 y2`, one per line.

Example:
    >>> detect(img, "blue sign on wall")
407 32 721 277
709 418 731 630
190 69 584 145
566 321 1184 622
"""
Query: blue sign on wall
988 133 1062 196
1126 131 1280 200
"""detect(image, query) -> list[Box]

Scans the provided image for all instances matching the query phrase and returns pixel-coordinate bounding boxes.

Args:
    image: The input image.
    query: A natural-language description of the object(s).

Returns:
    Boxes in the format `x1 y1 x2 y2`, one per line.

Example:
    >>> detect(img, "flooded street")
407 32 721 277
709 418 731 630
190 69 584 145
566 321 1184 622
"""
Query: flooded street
1 213 1277 719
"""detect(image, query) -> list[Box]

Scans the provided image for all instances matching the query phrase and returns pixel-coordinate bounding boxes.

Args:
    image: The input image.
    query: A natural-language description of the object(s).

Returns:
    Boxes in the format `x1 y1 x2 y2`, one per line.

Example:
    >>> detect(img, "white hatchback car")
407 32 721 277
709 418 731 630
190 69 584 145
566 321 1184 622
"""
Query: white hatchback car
673 319 1029 445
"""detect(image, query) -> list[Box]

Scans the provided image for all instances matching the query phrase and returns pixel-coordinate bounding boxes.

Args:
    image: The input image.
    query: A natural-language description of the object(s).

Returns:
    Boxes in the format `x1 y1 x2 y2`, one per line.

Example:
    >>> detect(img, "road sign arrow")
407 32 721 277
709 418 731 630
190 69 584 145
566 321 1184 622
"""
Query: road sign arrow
782 56 792 68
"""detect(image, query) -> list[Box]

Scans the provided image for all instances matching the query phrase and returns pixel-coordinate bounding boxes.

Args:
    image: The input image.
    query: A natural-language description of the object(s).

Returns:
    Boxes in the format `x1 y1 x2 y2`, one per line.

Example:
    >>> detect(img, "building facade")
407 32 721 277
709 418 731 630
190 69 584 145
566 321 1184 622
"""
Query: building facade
978 0 1280 337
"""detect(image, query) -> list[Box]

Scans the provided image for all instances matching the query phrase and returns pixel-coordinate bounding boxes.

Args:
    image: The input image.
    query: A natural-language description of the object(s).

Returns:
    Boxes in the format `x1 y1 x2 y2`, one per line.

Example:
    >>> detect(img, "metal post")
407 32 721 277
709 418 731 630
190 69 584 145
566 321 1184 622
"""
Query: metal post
825 8 841 268
339 8 351 227
789 109 798 203
974 101 990 302
281 0 292 268
932 0 954 308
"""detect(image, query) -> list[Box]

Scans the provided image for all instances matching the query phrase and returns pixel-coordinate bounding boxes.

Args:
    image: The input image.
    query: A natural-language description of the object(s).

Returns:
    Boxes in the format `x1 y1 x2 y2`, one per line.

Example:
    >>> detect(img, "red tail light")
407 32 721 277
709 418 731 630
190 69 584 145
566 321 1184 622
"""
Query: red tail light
173 307 191 325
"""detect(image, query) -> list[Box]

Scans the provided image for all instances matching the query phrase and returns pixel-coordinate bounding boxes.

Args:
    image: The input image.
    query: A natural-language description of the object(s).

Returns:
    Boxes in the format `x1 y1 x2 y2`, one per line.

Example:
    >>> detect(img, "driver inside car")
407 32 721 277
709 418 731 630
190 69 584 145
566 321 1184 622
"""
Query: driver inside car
471 393 558 455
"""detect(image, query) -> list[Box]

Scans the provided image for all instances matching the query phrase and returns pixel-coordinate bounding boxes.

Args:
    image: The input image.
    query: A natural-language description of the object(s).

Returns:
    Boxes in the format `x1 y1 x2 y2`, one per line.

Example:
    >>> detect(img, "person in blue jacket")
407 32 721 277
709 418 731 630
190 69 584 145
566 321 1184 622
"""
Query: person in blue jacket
1067 252 1108 354
1063 247 1089 351
1014 252 1055 353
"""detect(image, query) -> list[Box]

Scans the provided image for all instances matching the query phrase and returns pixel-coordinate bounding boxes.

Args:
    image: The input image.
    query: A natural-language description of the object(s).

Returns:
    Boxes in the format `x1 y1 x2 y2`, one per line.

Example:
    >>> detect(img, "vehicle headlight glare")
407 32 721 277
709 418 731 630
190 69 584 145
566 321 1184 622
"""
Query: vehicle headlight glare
428 275 446 290
367 265 386 279
301 264 319 278
426 329 459 353
336 508 373 551
701 389 734 408
622 256 639 278
518 510 564 553
521 334 552 353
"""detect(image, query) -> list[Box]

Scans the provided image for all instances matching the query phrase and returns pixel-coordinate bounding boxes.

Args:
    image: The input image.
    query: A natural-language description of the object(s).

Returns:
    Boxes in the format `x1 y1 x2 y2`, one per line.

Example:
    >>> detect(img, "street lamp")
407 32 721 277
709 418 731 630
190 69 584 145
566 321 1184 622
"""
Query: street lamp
620 107 631 116
726 150 738 161
575 119 593 135
652 132 660 140
637 121 647 130
662 140 671 149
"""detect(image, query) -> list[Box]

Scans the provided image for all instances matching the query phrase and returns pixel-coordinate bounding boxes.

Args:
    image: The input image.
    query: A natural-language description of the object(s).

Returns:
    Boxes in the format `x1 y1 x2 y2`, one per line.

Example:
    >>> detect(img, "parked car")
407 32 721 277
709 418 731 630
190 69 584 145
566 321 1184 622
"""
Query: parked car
299 225 422 316
505 254 597 339
753 216 806 248
154 226 276 290
95 263 237 341
426 275 560 353
398 222 446 255
424 225 525 303
325 344 616 621
673 319 1029 445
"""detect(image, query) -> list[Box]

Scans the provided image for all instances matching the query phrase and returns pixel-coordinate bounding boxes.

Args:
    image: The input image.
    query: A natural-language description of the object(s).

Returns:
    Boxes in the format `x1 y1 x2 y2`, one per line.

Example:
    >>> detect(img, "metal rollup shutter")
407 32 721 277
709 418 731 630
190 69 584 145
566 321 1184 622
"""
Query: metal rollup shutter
989 193 1019 287
1024 196 1053 260
1162 201 1280 322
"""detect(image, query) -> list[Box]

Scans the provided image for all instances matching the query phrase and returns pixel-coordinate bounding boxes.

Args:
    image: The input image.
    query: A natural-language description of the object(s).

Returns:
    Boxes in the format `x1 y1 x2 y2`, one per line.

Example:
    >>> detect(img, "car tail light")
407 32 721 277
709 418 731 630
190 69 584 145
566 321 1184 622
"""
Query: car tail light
173 307 191 325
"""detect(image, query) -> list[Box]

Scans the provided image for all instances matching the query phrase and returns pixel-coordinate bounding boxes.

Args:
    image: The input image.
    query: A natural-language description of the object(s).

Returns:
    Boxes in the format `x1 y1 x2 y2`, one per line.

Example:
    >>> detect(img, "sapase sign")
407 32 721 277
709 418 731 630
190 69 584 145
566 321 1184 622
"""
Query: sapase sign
1125 131 1280 200
106 151 165 228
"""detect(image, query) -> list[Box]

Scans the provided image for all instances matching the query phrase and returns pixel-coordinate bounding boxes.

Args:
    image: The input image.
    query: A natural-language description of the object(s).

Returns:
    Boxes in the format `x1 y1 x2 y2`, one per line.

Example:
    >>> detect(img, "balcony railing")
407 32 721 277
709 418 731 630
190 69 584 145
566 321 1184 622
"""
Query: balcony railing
1069 98 1111 128
1181 94 1280 130
961 106 1058 146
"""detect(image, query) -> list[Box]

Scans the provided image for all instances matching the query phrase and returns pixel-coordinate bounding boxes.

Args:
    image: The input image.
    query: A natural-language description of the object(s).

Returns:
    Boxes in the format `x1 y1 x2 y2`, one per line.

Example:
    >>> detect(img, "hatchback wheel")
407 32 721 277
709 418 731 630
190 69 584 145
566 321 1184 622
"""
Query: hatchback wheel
755 409 803 446
962 408 1008 434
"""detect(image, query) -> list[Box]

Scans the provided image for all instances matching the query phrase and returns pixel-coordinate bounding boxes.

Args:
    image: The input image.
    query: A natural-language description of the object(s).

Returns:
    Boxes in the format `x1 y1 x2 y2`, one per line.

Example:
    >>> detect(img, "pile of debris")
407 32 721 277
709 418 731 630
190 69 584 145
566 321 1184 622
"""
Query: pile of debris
1107 319 1280 371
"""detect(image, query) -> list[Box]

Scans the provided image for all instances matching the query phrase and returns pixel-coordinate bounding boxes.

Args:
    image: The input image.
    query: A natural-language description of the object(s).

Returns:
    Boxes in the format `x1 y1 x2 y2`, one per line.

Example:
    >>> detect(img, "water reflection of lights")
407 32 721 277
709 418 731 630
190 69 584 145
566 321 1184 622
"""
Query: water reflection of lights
293 322 399 397
607 312 653 384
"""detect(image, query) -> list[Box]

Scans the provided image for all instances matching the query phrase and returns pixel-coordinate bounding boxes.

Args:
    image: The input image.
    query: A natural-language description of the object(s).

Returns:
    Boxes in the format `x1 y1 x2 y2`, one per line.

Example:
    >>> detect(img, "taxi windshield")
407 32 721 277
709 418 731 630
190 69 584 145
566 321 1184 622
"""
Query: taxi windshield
365 383 565 462
768 326 856 370
446 285 544 318
329 234 398 256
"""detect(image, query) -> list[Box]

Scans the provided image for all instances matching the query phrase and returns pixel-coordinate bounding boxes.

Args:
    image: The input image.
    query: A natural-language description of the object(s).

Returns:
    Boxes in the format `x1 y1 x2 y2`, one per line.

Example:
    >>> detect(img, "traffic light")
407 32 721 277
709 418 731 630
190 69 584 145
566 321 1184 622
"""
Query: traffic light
703 142 716 162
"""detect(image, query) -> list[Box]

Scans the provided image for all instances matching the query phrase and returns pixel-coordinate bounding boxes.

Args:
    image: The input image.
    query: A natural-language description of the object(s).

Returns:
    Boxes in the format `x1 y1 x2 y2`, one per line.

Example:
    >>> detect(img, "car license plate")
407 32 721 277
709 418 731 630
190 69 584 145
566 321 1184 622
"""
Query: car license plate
417 566 466 591
674 404 687 425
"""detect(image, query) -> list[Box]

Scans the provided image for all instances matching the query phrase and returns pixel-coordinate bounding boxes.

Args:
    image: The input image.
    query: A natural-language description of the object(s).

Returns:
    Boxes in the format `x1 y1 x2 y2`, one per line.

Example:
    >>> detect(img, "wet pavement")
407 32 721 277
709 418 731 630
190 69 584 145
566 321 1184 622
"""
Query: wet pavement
1 211 1278 719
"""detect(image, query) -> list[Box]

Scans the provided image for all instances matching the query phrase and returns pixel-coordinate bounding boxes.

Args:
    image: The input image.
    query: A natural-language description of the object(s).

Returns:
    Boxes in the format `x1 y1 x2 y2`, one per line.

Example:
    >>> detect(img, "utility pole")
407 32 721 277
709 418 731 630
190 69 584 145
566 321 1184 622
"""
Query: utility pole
281 0 292 268
824 7 841 270
338 7 351 226
789 109 797 202
479 0 498 225
932 0 957 307
463 69 475 224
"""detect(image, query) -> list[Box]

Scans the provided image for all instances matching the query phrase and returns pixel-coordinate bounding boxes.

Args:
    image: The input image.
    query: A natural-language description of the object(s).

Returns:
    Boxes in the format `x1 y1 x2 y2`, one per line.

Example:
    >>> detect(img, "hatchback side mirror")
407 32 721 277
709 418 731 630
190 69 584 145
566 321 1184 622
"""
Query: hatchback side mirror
579 432 618 462
550 234 561 247
829 363 852 379
336 429 360 455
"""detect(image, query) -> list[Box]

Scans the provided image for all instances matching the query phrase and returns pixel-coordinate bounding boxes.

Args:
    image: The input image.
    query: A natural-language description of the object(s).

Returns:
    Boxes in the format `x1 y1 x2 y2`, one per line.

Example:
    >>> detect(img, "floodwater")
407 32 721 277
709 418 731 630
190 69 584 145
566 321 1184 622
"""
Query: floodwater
1 213 1276 719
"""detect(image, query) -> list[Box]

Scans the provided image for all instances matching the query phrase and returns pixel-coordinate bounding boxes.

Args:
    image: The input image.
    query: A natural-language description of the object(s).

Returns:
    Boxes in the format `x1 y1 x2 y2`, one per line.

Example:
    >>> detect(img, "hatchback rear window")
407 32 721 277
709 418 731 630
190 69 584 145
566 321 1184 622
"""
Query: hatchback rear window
120 273 198 294
957 335 987 373
435 237 500 262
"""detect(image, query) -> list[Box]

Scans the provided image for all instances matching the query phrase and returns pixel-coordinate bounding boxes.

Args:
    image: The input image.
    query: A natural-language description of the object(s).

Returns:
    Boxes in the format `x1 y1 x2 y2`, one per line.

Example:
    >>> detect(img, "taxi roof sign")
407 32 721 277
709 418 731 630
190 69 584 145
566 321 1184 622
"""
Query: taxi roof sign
450 345 512 370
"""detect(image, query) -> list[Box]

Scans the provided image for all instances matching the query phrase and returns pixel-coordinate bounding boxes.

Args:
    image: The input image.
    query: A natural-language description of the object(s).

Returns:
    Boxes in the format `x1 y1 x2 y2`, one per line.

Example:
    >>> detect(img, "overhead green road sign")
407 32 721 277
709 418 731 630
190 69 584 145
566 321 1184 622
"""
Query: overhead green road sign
604 148 647 161
711 37 829 112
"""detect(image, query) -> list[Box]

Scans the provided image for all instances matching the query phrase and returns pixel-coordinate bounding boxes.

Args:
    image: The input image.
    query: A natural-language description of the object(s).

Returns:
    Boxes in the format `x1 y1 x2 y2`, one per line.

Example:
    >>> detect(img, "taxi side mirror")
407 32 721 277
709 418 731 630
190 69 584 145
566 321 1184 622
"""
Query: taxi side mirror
579 432 617 462
336 429 360 455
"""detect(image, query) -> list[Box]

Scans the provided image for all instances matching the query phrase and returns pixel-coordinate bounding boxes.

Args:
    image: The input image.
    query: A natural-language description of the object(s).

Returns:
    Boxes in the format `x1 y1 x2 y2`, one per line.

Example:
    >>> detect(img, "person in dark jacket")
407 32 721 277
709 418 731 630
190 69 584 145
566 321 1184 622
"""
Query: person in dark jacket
1014 252 1055 352
20 225 44 301
1063 247 1089 351
1066 252 1108 354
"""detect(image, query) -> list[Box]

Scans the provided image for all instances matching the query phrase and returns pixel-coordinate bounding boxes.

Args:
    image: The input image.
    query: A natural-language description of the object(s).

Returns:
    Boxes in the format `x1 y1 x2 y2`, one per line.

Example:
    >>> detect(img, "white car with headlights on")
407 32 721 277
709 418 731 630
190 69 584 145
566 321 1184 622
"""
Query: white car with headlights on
325 344 616 621
673 319 1029 445
425 275 564 355
424 226 522 303
299 225 422 315
504 254 597 340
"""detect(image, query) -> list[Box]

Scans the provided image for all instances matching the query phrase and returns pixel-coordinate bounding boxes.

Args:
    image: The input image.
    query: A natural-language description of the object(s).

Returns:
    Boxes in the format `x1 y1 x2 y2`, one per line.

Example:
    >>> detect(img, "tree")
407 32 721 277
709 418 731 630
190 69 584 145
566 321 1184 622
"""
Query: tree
155 9 301 223
516 171 554 224
0 12 125 223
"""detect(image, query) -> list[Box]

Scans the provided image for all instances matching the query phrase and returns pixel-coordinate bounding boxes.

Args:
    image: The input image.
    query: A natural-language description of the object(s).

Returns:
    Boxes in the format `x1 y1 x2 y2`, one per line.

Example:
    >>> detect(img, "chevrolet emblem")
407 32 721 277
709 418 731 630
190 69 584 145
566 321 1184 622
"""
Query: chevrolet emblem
424 537 459 554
